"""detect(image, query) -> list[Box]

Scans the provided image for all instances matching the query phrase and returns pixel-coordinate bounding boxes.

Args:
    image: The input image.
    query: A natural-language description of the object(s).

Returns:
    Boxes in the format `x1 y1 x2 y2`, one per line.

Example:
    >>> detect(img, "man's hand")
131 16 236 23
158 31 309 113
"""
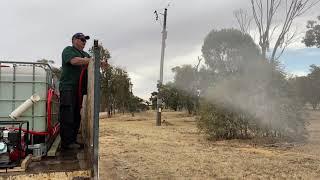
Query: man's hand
84 57 92 64
70 57 92 65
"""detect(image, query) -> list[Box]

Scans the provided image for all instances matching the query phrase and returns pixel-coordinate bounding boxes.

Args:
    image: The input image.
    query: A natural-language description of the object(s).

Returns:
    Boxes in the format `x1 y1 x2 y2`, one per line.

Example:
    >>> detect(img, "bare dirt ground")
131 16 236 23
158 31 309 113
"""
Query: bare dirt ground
100 110 320 179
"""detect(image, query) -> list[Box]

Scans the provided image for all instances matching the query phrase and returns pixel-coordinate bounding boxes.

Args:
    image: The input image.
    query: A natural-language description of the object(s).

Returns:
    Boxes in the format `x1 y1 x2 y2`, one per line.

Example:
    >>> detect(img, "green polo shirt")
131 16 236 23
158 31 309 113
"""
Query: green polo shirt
59 46 90 91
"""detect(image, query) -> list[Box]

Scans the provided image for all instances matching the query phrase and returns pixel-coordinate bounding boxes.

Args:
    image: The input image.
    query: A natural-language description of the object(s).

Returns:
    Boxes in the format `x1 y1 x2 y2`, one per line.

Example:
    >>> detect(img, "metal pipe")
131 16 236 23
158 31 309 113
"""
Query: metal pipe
93 39 101 180
0 61 53 72
32 64 35 134
0 81 48 83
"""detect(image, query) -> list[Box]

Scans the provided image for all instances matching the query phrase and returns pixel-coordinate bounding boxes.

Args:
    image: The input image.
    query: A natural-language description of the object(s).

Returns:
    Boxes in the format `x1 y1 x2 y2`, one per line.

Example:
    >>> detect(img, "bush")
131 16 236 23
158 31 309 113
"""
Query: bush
197 101 254 140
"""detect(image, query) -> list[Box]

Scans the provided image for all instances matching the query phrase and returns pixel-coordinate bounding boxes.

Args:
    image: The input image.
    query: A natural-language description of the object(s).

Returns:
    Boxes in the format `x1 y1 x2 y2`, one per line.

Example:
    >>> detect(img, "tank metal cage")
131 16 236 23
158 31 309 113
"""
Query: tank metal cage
0 61 59 146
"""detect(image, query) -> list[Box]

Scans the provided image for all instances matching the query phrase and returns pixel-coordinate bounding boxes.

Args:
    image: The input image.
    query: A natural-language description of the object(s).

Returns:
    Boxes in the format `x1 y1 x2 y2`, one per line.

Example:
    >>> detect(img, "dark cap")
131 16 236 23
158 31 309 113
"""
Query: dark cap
72 33 90 40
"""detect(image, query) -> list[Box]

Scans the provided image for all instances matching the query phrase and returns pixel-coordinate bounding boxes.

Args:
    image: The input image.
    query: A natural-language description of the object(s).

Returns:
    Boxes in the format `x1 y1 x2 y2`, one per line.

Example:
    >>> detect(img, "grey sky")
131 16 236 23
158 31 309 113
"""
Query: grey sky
0 0 319 99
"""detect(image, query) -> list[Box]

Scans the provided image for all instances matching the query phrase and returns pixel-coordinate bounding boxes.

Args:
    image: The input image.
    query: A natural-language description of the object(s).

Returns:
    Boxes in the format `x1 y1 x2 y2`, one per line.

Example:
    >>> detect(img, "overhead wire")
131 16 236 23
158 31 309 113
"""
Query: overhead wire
154 0 173 28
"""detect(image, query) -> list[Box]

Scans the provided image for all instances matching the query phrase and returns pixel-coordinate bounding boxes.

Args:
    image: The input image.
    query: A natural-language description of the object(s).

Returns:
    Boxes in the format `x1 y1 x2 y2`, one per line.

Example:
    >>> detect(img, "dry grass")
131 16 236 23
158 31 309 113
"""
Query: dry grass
99 110 320 179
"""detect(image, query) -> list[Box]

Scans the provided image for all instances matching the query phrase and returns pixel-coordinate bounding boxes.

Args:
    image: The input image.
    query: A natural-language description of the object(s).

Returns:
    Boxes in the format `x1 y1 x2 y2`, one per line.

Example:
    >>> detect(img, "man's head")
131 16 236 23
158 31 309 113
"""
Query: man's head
72 33 90 50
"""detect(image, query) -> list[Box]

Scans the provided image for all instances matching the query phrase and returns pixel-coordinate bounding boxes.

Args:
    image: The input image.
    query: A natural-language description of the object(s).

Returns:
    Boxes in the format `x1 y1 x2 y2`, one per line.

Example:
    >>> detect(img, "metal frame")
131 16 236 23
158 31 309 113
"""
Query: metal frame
93 40 100 180
0 61 58 146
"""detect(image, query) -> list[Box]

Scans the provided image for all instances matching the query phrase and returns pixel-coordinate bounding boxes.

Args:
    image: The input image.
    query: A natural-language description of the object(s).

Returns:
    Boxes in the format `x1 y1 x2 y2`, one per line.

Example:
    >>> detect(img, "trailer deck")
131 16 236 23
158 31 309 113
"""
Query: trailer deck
0 135 91 178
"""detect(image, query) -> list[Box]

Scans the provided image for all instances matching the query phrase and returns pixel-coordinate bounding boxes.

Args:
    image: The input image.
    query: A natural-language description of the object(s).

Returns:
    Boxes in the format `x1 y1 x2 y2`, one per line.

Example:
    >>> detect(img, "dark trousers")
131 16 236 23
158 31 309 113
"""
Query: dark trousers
59 87 81 146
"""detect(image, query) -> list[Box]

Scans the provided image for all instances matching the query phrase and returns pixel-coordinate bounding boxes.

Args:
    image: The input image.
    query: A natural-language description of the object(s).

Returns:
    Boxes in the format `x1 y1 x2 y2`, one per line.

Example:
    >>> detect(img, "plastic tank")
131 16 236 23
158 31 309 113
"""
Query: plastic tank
0 62 58 132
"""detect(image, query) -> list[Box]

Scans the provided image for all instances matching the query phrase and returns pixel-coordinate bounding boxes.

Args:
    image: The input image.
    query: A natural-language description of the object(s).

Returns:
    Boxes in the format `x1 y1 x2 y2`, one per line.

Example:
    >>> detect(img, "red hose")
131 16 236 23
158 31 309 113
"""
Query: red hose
51 123 60 136
11 88 60 136
79 65 88 108
47 89 53 134
11 123 60 136
46 88 60 136
10 128 49 135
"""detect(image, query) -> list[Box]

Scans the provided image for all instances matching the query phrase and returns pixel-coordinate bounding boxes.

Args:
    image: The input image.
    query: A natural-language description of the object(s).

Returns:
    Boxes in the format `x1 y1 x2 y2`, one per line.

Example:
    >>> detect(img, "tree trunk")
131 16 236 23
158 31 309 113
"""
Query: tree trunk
122 102 125 114
261 45 267 60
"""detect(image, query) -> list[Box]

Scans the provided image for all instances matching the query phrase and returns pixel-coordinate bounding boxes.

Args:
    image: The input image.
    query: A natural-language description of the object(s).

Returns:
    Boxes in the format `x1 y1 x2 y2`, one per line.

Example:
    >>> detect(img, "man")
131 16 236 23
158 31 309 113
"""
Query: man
59 33 91 150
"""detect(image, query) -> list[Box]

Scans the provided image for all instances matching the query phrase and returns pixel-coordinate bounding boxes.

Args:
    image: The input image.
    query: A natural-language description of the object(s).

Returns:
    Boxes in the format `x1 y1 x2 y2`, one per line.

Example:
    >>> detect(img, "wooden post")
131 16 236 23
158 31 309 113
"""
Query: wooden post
81 40 101 180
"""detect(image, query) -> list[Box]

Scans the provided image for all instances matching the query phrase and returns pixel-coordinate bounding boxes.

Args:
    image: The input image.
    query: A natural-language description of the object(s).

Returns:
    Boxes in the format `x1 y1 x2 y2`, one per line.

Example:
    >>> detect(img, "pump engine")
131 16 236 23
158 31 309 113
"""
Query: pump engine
0 128 26 166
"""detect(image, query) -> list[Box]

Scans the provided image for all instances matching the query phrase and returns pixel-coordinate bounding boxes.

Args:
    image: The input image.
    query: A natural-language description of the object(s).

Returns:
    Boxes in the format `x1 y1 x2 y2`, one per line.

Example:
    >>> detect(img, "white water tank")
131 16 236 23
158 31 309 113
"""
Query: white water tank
0 62 58 132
